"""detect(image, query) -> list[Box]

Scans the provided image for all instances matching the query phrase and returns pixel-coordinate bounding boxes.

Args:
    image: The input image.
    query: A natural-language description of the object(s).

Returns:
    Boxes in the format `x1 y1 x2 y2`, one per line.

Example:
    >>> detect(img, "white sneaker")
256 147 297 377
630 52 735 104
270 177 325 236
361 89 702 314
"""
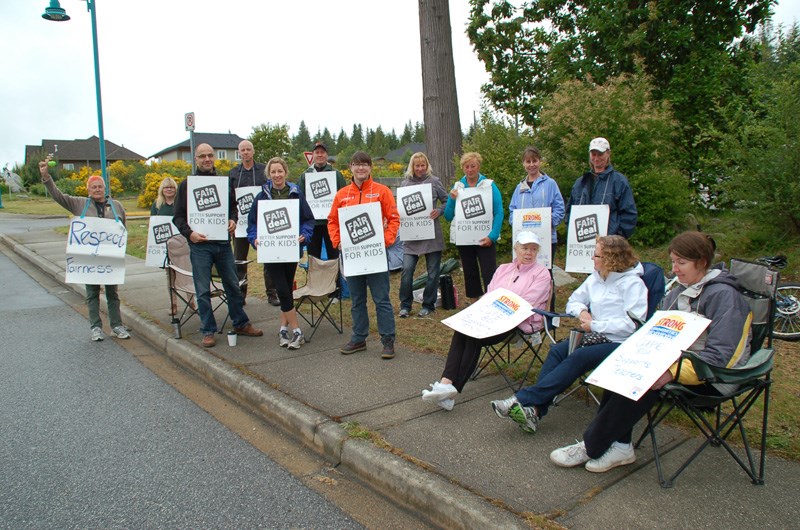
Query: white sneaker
550 440 590 468
111 325 130 339
91 327 105 342
438 398 455 411
491 396 519 418
421 381 458 403
287 331 305 350
279 329 291 347
585 443 636 473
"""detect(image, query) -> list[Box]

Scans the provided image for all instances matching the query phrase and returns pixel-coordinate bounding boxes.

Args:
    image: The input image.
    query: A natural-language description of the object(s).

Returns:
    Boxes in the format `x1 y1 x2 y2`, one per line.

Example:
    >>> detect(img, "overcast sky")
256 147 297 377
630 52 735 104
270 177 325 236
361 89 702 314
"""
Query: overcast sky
1 1 798 169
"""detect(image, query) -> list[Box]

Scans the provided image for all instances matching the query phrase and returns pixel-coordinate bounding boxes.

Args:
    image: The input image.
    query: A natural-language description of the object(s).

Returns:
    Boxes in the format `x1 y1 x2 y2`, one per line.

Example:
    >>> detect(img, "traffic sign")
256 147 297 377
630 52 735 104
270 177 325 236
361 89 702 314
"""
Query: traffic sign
185 112 195 131
303 151 313 165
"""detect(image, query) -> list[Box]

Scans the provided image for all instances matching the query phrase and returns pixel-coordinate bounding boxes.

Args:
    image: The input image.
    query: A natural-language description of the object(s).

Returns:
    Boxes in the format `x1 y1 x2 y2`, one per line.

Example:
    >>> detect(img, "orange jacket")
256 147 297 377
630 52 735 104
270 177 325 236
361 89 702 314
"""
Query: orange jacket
327 176 400 249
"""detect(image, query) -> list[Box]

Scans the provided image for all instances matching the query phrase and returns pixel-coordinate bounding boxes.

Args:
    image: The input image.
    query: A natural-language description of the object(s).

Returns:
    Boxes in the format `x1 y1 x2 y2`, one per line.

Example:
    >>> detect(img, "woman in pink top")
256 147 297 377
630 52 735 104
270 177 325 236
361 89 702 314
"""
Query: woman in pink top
422 231 551 410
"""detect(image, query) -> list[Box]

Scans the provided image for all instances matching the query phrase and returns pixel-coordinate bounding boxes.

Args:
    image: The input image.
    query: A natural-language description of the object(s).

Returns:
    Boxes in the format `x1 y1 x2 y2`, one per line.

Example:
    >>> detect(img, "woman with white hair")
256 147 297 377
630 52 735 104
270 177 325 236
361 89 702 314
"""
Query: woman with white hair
421 231 551 410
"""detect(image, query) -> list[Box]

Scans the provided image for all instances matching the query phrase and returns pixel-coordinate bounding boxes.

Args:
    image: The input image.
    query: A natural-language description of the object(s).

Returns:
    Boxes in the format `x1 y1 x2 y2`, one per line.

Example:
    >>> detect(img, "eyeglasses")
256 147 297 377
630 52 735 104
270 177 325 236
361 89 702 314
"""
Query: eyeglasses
350 163 370 168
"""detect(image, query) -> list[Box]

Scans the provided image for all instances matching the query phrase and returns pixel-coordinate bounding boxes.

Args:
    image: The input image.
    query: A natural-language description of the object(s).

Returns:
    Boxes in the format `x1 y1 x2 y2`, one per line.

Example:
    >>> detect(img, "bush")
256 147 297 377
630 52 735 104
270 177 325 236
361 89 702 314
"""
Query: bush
537 72 690 246
28 184 46 196
55 178 83 196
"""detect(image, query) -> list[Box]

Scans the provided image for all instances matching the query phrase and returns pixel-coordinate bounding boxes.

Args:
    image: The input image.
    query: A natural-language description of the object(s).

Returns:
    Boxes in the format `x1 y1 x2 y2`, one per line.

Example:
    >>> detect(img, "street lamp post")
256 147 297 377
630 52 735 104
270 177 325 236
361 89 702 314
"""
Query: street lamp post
42 0 110 198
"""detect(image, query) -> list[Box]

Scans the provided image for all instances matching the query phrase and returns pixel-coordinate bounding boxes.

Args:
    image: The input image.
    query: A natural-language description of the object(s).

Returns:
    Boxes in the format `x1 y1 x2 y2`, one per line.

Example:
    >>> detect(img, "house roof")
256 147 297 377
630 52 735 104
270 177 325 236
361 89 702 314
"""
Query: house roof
25 136 145 164
382 142 426 163
150 132 247 159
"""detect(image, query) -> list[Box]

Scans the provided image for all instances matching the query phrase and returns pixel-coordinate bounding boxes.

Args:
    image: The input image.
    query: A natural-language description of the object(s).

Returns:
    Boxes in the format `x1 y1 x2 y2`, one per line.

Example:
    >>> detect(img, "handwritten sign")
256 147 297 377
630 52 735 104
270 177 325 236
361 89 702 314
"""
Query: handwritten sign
305 171 337 220
187 175 230 241
338 202 387 277
65 216 127 285
145 215 178 267
234 186 261 238
565 204 610 273
397 183 434 241
441 288 533 339
586 310 711 400
452 187 493 245
511 207 553 268
256 199 300 263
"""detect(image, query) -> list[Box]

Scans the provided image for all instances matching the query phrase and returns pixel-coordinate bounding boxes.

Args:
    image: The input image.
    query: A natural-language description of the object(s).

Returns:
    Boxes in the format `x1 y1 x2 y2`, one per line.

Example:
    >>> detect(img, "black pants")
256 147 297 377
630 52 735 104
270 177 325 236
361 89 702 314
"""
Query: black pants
233 237 271 297
458 244 497 298
264 262 298 312
441 330 514 393
307 224 339 260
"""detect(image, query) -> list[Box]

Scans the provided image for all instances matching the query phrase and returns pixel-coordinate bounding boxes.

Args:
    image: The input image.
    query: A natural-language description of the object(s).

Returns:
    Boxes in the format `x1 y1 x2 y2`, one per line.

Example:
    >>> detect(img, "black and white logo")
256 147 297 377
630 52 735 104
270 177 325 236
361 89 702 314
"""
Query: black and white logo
263 208 292 234
402 191 426 216
460 195 486 219
152 223 173 245
193 185 221 212
310 178 332 199
345 213 376 245
237 193 254 215
575 214 599 243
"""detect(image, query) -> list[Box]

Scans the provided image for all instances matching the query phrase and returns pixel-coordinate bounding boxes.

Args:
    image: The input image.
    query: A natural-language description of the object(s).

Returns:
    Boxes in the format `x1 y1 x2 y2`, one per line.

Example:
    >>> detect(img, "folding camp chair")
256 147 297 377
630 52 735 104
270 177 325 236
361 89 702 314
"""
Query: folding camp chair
471 274 555 392
635 258 778 487
293 255 343 342
166 235 230 336
546 261 666 406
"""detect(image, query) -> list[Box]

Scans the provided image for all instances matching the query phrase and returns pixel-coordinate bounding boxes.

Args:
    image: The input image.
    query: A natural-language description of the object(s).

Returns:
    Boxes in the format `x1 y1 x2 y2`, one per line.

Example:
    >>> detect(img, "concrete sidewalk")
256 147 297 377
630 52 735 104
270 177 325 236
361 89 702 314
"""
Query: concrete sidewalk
3 225 799 529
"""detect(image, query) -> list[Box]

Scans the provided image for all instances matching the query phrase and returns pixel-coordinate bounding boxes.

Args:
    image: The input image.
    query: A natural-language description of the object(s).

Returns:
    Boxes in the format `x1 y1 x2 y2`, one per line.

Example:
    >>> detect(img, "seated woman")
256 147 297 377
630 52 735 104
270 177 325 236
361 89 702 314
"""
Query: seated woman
421 231 551 411
549 231 752 473
491 235 647 433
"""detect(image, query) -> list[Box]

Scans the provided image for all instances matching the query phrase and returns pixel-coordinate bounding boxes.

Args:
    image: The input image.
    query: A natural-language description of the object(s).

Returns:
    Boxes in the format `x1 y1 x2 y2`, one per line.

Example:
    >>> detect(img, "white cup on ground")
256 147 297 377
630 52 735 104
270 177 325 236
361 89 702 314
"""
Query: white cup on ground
227 331 237 346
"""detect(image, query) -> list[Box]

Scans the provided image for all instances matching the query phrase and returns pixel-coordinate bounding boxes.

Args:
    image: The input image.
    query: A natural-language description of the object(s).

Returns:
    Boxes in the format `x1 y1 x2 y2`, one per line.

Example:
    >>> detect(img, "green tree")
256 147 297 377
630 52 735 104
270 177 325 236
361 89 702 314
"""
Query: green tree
249 122 292 161
350 124 365 149
368 126 389 156
412 122 426 143
537 72 690 246
335 128 350 154
292 121 312 156
400 121 413 145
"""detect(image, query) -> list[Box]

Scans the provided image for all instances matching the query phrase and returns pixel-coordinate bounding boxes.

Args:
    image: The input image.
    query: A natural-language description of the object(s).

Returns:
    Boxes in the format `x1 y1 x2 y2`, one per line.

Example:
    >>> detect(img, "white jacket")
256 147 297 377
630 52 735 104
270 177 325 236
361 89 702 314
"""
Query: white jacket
565 262 647 342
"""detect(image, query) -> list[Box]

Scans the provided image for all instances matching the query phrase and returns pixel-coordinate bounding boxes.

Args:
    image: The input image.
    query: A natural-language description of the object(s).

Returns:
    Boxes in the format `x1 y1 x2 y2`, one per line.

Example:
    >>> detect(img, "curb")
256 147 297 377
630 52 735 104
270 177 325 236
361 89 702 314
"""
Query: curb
0 233 527 529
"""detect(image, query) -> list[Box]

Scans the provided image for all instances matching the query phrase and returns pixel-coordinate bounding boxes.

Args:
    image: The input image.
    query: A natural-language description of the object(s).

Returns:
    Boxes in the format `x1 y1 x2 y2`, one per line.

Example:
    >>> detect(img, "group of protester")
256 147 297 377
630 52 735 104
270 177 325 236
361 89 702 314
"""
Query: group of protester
38 134 753 475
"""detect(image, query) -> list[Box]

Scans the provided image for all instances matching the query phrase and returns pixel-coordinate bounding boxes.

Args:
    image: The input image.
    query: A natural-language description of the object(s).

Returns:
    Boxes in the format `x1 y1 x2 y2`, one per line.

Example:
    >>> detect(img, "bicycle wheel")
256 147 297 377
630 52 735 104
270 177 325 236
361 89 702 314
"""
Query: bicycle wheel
772 283 800 341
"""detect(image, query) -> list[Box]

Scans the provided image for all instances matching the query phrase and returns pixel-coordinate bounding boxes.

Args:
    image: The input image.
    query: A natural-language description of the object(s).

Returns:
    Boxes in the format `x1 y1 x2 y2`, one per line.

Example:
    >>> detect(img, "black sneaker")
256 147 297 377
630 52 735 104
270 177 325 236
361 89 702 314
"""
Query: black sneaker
340 341 367 355
267 289 280 306
381 339 395 360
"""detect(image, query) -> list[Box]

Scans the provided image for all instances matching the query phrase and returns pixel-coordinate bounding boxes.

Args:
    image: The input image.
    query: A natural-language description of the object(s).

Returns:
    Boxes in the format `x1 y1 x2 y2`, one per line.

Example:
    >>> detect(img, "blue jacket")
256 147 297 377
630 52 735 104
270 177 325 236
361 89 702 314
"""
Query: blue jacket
508 173 565 243
246 181 315 256
444 174 504 242
566 164 637 238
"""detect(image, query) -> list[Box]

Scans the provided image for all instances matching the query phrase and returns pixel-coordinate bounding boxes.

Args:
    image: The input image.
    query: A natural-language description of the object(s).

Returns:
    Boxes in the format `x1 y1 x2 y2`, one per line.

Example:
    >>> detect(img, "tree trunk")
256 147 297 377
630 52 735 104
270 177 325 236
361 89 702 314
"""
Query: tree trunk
418 0 462 189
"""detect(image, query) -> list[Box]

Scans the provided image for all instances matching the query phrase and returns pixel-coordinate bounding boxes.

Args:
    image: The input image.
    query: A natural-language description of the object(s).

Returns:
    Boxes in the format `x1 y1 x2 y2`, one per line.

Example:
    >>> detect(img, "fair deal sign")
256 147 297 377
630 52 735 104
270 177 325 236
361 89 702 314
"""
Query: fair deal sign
441 288 532 339
145 215 178 268
452 187 493 245
305 171 337 220
338 202 387 277
397 183 434 241
234 186 261 238
256 200 300 263
65 216 127 285
565 204 609 273
187 176 230 241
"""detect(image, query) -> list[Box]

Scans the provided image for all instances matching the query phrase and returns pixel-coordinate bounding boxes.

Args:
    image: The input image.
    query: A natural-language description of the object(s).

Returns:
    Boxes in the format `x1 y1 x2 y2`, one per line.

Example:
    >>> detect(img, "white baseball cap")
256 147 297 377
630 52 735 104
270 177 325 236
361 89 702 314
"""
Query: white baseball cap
515 231 541 246
589 137 611 153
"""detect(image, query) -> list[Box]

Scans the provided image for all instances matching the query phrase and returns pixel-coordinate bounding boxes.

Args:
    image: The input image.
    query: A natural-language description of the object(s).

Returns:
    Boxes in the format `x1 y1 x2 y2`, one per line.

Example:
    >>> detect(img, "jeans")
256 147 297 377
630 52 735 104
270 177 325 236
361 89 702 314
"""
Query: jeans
346 271 395 344
85 284 122 329
233 236 270 297
188 240 250 335
399 251 442 311
515 340 619 417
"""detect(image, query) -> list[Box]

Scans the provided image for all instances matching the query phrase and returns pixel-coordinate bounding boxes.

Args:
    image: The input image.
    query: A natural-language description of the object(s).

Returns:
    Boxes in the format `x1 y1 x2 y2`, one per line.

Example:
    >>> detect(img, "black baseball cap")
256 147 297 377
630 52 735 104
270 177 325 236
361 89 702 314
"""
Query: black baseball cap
311 141 328 152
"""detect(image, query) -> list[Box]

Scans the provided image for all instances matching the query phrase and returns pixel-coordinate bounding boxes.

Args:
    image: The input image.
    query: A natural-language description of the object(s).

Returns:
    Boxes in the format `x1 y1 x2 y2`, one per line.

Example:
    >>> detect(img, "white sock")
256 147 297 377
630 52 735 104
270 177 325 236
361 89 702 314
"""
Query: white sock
293 328 302 334
280 326 288 332
612 441 632 450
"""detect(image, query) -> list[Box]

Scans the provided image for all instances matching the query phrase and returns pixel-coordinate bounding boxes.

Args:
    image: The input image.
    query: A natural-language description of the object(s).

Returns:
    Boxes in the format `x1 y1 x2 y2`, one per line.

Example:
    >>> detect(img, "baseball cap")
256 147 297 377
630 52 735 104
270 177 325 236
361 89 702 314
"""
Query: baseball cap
589 137 610 153
311 141 328 152
515 231 541 246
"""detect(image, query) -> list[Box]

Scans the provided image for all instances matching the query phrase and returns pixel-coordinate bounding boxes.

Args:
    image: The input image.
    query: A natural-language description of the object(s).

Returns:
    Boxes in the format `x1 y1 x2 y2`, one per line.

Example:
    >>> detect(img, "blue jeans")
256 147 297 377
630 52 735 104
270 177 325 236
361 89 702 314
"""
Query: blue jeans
188 240 250 335
515 340 619 417
346 271 395 344
399 251 442 311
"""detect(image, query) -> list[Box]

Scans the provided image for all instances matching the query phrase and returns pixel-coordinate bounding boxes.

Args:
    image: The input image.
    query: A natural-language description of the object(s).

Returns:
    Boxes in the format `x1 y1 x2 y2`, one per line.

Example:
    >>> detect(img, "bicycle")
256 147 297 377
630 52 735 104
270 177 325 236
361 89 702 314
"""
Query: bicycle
755 255 800 341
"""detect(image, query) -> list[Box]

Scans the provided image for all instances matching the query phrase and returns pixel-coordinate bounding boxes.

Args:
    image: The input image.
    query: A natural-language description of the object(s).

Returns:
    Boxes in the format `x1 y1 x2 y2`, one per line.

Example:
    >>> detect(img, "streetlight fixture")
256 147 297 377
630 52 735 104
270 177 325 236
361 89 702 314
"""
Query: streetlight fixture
42 0 110 198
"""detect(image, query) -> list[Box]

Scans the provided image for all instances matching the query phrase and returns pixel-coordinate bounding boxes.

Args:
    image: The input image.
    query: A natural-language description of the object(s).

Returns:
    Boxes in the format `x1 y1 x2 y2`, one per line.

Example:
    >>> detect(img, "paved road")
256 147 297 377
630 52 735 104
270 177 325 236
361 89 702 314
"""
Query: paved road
0 251 362 529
